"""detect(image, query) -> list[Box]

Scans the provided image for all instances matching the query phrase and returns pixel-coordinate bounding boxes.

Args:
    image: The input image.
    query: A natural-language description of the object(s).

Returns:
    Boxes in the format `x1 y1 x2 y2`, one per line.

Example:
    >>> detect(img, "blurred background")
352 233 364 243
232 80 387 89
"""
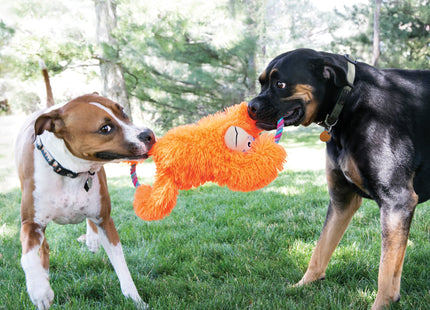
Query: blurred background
0 0 429 130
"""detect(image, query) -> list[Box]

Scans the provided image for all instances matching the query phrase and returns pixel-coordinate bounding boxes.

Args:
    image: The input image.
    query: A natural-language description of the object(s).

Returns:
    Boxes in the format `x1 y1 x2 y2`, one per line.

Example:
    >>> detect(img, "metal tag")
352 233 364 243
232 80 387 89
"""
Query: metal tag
84 177 93 192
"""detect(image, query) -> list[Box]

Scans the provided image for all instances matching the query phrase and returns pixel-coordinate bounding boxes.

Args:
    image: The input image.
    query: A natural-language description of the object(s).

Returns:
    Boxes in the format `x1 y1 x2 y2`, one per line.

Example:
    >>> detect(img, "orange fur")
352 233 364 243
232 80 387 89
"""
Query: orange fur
133 102 287 221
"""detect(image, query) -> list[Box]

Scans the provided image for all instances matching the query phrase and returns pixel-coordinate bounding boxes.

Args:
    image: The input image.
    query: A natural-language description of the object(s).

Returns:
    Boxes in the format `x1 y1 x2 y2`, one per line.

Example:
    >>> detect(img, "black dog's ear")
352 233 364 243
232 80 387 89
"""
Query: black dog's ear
317 54 349 88
322 64 348 87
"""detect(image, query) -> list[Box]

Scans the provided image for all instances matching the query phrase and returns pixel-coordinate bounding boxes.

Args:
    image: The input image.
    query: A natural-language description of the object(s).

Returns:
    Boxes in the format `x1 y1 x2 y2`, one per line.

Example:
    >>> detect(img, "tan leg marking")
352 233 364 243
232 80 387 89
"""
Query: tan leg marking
372 189 418 310
296 154 362 286
296 194 362 286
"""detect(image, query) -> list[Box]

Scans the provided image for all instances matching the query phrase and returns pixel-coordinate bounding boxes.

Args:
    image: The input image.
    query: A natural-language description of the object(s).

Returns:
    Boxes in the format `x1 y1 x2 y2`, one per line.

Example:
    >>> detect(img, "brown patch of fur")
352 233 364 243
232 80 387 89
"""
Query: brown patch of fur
101 218 120 246
20 222 43 254
87 219 99 234
282 84 318 126
266 68 279 85
96 168 120 246
258 70 267 85
17 139 36 224
40 235 50 270
340 154 369 195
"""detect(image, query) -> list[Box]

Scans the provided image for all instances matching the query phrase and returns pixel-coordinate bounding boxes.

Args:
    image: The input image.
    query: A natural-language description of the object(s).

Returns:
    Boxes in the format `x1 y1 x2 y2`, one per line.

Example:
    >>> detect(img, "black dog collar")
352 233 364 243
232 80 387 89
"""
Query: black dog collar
320 54 357 132
35 136 95 191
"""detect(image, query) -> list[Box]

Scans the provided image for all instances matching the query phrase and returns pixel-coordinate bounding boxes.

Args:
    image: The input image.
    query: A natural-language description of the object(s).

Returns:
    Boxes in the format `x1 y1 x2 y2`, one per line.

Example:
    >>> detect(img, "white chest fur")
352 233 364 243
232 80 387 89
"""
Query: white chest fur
32 133 104 226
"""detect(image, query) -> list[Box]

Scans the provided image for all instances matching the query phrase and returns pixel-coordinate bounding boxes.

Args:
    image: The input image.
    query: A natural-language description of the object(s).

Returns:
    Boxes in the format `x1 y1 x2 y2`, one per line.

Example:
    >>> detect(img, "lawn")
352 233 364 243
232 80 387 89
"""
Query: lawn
0 124 429 309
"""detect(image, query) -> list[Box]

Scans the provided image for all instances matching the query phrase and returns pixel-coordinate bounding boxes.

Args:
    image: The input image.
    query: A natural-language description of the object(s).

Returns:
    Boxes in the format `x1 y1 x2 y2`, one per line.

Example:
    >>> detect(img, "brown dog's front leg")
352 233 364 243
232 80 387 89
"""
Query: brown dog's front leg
21 222 54 309
96 216 146 308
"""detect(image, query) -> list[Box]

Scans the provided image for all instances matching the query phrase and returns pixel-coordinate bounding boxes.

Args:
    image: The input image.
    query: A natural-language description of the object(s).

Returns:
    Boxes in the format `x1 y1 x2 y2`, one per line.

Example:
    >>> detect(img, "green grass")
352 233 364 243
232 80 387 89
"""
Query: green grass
282 125 327 150
1 129 430 309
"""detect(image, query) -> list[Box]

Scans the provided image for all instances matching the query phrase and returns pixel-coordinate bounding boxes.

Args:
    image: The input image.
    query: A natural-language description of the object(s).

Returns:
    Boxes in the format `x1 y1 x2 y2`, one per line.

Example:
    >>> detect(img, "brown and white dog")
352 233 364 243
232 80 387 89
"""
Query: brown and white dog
15 92 155 309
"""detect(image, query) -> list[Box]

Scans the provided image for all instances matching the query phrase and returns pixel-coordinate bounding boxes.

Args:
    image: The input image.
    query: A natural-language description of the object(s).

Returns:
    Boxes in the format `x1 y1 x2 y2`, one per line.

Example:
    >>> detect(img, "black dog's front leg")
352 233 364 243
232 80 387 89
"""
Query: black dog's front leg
296 156 362 286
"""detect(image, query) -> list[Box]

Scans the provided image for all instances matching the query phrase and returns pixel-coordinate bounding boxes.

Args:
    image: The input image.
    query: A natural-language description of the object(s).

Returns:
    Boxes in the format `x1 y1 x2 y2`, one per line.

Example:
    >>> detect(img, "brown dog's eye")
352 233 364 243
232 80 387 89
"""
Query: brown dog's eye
100 124 114 135
276 81 286 89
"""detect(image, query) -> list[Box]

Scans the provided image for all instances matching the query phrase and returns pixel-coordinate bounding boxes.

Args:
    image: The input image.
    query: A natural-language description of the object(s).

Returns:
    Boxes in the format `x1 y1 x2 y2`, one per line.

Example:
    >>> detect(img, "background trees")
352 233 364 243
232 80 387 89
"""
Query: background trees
95 0 132 118
1 0 429 128
335 0 429 69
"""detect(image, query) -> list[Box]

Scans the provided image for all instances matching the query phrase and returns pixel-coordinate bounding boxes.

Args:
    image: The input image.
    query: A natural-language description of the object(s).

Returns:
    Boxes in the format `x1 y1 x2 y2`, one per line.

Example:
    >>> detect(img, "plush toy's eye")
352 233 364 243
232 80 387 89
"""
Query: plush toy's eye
225 126 254 152
276 81 286 89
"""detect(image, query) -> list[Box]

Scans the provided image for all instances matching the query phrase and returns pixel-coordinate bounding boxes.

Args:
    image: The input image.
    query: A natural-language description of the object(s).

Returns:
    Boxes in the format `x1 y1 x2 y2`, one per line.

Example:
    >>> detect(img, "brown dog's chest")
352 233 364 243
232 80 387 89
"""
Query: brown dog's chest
32 151 103 226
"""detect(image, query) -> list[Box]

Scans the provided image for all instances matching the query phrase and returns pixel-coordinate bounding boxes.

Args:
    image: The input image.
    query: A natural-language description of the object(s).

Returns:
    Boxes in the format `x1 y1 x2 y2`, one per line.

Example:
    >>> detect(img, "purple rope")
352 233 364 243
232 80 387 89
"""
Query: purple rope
130 163 140 188
275 118 284 143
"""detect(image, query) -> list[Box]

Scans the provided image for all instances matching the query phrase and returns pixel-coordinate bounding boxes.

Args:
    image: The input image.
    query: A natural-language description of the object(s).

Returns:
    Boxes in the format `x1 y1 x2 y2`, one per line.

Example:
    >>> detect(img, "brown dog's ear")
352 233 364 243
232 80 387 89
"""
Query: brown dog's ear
34 110 65 137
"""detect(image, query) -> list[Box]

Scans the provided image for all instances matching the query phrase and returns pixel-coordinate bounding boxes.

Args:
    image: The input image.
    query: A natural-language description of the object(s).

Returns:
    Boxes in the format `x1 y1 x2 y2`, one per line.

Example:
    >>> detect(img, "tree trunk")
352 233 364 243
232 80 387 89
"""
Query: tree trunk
372 0 382 67
94 0 132 119
244 0 257 97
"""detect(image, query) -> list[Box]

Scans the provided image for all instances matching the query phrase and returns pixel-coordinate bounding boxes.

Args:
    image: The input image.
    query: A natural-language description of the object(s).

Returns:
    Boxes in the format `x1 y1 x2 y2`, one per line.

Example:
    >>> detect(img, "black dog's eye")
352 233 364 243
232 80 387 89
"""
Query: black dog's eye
99 124 114 135
276 81 287 89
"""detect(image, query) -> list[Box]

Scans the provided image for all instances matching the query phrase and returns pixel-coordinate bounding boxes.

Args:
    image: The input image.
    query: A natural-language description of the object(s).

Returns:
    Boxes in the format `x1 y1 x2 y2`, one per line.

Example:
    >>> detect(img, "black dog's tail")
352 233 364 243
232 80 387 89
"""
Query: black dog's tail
38 59 55 107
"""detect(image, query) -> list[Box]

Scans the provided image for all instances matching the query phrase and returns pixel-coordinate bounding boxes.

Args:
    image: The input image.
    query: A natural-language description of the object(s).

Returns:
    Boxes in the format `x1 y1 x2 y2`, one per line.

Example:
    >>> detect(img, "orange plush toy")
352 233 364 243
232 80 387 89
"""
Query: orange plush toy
130 102 286 221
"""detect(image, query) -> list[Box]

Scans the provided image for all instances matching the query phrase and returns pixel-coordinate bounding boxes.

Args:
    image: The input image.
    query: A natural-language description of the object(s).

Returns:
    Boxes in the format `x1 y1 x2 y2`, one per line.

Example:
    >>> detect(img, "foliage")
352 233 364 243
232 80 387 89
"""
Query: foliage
2 0 429 123
0 0 99 113
117 2 260 128
0 21 15 72
11 90 41 113
5 0 95 79
0 21 16 98
333 0 430 69
380 0 430 69
0 21 15 47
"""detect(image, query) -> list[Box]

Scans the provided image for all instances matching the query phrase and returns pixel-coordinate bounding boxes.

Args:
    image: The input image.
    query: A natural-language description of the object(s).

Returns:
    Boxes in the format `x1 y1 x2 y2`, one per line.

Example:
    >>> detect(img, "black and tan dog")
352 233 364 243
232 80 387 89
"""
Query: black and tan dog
248 48 430 309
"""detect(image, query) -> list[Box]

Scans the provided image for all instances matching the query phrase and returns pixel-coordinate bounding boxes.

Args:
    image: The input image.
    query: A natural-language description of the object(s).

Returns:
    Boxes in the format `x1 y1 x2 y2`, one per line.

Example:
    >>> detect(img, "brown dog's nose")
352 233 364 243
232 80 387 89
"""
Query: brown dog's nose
247 100 260 120
138 129 155 147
